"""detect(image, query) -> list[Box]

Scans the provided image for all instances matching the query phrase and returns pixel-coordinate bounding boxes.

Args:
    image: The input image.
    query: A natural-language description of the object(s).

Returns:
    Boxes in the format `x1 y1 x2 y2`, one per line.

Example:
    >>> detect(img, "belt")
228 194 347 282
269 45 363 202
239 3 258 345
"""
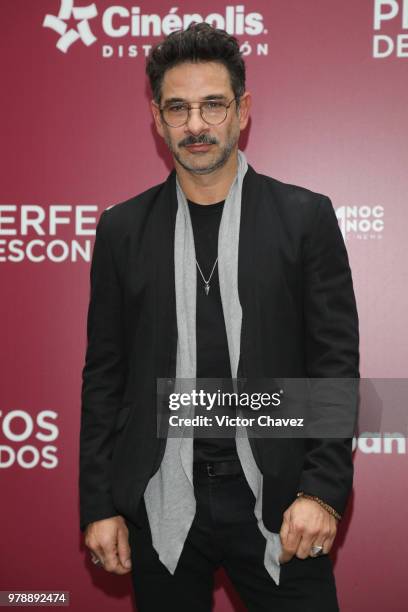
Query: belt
193 459 244 478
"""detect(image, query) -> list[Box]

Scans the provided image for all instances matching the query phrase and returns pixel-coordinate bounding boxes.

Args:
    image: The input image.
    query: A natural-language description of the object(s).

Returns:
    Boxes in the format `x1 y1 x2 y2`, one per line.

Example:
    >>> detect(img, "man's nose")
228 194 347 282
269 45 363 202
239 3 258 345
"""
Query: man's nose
184 107 209 135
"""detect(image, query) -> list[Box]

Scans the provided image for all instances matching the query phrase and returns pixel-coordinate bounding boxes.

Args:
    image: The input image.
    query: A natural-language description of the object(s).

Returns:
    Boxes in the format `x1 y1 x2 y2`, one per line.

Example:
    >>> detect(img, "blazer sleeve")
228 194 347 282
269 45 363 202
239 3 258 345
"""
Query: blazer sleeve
79 209 125 532
298 194 360 518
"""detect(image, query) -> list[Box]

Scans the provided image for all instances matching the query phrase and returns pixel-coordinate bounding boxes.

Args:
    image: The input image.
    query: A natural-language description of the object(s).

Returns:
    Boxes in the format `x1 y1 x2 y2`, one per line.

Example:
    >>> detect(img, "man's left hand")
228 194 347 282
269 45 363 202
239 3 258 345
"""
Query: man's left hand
279 497 338 564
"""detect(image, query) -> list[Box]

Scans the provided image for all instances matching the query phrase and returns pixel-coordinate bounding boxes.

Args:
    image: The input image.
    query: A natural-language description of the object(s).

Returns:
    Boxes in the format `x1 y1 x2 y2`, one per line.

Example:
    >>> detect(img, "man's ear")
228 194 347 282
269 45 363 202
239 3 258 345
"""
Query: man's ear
151 99 165 138
238 92 251 131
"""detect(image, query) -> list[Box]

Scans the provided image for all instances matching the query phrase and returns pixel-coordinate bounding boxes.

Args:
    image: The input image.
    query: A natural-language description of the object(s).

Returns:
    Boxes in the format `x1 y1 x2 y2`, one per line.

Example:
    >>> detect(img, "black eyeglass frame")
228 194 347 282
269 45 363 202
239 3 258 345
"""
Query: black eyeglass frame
158 96 239 127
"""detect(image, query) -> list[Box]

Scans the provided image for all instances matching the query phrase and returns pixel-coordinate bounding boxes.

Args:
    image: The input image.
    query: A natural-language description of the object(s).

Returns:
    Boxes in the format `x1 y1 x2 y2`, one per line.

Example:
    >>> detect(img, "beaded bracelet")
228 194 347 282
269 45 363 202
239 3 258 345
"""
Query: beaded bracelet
296 491 342 521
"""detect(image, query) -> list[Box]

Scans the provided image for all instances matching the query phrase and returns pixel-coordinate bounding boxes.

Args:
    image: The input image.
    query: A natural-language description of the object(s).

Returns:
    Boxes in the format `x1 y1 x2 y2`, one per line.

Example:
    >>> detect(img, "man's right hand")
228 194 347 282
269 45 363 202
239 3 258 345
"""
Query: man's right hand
84 515 132 574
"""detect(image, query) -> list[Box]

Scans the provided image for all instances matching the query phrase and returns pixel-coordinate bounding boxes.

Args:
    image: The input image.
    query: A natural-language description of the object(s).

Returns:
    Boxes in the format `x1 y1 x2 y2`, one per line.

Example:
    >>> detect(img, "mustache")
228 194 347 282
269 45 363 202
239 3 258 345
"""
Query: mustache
180 135 218 147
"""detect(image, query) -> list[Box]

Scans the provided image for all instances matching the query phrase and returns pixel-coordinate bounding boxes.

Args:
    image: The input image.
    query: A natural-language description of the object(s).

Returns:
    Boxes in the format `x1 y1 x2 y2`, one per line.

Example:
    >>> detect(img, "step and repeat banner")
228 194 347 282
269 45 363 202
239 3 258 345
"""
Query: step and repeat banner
1 1 407 610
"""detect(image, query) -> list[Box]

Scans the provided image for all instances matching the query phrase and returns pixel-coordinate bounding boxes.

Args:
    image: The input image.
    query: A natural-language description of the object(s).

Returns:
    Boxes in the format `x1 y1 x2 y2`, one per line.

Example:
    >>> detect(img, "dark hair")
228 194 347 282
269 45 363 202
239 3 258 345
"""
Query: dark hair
146 22 246 106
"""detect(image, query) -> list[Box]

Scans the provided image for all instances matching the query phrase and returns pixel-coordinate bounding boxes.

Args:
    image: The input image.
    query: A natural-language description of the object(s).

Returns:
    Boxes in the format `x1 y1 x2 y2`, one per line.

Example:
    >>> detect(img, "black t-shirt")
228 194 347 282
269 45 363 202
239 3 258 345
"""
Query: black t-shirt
187 198 239 463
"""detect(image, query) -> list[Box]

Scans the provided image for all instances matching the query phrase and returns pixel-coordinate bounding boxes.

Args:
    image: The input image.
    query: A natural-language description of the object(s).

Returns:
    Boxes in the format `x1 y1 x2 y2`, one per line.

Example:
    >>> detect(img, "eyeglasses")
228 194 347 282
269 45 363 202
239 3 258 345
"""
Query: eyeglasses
159 97 238 128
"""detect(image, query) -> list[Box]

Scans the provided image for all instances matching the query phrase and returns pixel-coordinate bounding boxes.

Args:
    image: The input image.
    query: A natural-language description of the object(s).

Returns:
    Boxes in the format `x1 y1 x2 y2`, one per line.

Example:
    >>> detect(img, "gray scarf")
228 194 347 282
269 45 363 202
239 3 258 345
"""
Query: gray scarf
144 149 282 585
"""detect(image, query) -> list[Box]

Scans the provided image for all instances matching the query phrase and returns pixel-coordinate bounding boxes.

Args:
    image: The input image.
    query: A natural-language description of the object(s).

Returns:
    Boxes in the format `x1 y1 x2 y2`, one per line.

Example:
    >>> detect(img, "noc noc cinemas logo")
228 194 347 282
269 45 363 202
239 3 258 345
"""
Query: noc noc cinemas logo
335 205 384 241
373 0 408 57
0 410 59 469
42 1 268 58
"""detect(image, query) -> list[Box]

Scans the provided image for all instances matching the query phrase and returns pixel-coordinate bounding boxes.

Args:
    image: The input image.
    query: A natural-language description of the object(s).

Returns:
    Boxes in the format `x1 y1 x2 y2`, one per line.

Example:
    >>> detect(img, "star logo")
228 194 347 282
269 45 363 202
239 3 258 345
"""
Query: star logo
43 0 98 53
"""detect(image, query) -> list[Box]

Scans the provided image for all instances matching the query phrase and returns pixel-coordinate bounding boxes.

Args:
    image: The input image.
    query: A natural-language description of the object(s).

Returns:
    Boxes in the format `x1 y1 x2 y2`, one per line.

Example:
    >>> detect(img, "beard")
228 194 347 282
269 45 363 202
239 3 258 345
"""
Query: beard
163 124 240 175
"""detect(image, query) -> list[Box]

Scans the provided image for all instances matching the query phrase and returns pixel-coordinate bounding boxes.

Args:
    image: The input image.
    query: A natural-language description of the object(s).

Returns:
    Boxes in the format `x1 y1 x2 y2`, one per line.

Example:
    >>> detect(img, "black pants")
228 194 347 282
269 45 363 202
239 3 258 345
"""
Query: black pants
126 463 339 612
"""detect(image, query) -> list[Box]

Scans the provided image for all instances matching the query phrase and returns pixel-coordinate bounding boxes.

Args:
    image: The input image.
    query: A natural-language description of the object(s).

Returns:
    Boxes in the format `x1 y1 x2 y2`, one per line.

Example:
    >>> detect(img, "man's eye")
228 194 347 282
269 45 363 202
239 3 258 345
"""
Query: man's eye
168 105 186 113
205 102 223 109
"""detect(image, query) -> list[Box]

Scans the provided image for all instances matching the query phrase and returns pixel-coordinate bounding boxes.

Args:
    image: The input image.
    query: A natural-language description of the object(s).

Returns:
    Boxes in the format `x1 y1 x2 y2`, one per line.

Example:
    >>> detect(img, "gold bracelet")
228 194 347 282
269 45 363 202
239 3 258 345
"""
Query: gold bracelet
296 491 342 521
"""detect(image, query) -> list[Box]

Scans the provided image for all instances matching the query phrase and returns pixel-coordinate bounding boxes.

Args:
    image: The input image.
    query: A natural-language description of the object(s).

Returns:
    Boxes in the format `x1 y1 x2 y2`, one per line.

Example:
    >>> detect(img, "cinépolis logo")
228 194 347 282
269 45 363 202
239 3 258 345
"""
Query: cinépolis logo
0 204 98 263
373 0 408 58
42 0 269 58
0 410 59 469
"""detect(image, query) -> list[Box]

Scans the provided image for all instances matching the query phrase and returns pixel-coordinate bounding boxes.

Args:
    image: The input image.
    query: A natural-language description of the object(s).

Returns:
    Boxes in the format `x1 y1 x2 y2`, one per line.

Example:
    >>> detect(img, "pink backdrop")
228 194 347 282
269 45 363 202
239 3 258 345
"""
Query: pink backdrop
1 1 407 610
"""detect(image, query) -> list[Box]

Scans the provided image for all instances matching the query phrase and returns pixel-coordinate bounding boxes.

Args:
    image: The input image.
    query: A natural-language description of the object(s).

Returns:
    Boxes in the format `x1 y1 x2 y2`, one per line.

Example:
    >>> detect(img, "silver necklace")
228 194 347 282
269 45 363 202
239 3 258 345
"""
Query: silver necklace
195 257 218 295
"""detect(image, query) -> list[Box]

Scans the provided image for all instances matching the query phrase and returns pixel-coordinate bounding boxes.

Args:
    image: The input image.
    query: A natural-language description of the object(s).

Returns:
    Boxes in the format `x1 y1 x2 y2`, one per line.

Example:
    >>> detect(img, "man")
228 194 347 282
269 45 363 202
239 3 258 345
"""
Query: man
80 22 359 612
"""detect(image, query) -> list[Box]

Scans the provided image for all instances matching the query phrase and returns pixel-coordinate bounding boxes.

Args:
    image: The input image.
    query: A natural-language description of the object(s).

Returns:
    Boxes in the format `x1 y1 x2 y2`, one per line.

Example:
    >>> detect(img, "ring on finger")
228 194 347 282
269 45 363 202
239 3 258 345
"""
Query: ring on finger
91 555 103 566
310 544 324 557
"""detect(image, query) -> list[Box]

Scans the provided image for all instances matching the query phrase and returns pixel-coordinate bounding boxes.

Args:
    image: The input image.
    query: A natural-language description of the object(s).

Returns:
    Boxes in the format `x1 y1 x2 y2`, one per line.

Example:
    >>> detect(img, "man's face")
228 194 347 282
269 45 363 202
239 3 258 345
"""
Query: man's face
151 61 250 175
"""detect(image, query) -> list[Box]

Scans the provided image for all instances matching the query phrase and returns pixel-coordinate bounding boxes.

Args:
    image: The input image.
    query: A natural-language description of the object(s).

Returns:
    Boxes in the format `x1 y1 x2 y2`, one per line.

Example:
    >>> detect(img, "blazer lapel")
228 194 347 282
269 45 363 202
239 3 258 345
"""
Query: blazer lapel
153 168 178 378
238 164 262 377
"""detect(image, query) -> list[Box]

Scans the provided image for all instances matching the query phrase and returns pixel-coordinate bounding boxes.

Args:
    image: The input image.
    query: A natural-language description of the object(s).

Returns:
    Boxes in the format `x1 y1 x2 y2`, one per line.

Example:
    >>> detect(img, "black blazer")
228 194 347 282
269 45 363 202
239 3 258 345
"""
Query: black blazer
79 163 359 533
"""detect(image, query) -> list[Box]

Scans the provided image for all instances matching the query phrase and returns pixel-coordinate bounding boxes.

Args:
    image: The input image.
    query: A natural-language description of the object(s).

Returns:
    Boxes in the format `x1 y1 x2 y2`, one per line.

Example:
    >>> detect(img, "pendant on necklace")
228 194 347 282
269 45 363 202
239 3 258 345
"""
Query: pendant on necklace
205 283 210 295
